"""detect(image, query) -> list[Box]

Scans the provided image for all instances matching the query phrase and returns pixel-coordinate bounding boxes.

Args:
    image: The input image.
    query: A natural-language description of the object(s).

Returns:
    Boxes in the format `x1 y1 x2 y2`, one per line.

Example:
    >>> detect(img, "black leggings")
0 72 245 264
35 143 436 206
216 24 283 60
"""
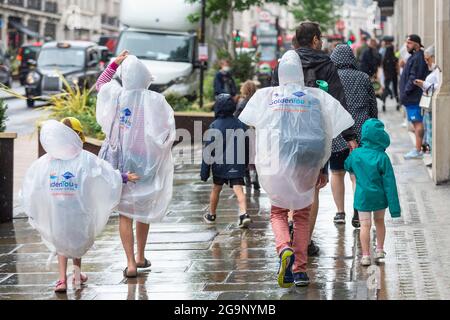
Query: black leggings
381 77 399 103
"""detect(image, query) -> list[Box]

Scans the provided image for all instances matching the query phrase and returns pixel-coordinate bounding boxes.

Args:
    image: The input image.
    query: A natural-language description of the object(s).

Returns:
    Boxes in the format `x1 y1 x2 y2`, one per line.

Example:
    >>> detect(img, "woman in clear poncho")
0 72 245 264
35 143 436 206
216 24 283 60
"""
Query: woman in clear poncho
96 52 176 277
239 50 354 288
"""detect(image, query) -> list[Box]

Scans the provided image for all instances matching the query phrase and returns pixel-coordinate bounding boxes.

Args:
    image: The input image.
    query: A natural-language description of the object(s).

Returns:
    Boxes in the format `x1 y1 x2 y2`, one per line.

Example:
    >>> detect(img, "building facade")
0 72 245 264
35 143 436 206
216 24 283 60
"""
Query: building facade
0 0 120 50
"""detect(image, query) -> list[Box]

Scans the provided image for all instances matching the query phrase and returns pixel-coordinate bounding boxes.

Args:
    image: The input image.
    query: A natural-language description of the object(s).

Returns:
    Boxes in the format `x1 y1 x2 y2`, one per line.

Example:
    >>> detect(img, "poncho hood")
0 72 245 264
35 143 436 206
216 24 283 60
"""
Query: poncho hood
279 50 305 87
117 55 154 90
40 120 83 161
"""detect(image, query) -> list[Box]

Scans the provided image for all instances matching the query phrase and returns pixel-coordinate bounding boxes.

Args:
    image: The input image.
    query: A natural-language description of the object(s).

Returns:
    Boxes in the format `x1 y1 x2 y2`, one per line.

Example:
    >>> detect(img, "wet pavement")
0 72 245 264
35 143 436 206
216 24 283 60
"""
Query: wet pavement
1 98 450 300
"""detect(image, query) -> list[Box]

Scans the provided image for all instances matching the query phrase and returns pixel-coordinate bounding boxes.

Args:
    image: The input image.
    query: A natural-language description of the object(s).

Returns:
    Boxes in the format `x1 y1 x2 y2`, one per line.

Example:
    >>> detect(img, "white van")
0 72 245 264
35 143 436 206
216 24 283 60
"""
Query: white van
116 0 201 99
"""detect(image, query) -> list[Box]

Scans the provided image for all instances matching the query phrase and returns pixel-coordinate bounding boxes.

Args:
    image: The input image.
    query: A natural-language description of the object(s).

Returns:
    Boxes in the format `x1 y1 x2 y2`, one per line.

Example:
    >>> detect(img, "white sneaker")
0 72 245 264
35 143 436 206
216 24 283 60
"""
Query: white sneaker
361 256 371 267
401 120 408 128
375 250 386 261
404 149 424 160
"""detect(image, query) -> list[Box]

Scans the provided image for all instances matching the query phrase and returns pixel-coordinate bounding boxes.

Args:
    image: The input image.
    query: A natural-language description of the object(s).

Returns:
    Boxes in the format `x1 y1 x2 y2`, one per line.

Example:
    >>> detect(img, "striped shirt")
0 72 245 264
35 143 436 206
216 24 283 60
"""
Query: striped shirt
96 61 119 92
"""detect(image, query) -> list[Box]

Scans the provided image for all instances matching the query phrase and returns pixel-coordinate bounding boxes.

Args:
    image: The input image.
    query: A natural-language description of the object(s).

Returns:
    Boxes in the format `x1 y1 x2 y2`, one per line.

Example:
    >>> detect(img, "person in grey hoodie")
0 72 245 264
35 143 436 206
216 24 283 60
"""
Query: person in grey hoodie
330 44 379 228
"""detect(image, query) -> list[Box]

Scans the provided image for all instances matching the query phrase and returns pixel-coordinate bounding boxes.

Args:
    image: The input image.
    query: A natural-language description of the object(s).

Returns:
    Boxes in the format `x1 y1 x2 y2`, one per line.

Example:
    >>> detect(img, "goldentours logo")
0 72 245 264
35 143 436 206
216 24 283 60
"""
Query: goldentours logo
120 108 132 129
49 171 79 195
269 91 309 108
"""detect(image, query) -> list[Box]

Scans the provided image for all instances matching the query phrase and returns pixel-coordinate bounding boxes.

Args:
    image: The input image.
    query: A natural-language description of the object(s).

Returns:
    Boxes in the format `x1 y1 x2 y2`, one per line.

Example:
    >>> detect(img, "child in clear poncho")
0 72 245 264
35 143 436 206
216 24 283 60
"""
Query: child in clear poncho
239 50 354 288
20 118 128 293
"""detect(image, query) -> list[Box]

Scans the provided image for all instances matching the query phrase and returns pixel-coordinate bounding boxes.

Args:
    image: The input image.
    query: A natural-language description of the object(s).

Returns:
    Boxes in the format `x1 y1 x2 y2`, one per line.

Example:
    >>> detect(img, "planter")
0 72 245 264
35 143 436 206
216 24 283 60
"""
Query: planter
0 132 18 223
174 111 215 145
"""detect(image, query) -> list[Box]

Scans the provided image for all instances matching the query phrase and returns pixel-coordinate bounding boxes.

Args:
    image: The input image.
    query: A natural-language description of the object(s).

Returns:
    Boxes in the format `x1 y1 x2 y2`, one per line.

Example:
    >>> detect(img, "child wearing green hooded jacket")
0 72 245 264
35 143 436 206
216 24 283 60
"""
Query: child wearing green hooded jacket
344 119 401 267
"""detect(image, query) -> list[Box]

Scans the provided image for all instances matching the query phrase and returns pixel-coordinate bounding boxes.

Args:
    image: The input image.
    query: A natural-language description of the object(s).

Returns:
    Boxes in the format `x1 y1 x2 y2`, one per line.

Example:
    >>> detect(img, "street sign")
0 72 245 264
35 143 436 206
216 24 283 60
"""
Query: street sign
199 43 208 62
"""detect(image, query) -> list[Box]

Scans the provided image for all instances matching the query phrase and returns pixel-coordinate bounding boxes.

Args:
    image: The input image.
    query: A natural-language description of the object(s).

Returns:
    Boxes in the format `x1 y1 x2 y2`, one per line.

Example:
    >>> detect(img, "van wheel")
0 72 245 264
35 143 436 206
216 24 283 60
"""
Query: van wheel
27 98 35 108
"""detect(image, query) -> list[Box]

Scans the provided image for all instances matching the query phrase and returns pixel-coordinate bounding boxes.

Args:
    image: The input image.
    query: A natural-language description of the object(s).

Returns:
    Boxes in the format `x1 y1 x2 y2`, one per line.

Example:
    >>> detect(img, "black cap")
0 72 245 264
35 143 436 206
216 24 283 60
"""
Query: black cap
408 34 424 48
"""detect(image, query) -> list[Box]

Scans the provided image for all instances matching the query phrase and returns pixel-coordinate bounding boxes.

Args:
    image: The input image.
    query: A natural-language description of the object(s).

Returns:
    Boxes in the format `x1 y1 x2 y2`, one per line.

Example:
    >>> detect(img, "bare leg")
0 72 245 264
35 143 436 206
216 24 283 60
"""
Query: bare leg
359 212 372 256
331 171 346 213
210 184 222 215
233 185 247 214
309 188 319 242
119 215 137 275
58 255 68 281
373 210 386 250
136 222 150 266
414 122 424 151
350 174 356 194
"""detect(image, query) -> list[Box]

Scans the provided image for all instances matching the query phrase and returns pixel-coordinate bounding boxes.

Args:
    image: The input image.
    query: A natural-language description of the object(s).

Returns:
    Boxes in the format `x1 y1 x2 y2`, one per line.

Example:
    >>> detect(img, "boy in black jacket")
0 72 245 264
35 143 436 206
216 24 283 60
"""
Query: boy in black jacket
201 94 252 228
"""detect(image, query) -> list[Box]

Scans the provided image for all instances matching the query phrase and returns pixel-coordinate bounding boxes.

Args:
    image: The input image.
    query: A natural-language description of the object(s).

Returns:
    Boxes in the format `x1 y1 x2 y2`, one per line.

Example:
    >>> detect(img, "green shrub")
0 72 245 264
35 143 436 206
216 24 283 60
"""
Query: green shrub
0 99 8 132
45 76 104 140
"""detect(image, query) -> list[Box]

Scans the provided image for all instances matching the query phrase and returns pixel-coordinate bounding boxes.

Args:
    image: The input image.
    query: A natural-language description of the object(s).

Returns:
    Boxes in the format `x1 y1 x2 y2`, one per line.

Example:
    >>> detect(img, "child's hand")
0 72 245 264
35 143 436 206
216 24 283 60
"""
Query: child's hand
127 172 140 183
115 50 129 65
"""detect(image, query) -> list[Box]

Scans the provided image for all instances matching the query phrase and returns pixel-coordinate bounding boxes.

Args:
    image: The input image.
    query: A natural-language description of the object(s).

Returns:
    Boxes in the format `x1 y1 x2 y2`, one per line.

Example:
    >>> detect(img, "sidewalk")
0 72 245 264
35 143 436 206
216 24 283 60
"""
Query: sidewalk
1 99 449 300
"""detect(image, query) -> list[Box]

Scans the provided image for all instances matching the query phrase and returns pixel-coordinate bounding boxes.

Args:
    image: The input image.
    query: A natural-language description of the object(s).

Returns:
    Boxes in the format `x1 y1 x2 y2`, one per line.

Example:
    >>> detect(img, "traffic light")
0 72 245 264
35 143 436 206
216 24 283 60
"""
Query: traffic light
234 30 241 43
347 33 356 46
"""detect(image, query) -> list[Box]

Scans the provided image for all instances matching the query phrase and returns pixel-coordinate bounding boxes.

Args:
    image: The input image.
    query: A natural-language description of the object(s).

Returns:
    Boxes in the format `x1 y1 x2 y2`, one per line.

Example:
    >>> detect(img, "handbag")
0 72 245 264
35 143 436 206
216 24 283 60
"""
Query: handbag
98 82 123 171
419 84 435 111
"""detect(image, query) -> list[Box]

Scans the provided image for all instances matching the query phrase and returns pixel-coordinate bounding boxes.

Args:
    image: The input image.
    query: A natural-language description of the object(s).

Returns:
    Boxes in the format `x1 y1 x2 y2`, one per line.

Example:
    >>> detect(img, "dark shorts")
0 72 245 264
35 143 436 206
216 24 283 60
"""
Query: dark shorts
330 149 351 172
213 177 245 188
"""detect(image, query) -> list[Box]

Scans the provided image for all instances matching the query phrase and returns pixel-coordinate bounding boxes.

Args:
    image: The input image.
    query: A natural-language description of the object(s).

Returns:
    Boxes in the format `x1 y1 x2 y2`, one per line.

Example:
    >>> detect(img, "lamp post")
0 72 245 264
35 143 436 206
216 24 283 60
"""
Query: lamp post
199 0 206 109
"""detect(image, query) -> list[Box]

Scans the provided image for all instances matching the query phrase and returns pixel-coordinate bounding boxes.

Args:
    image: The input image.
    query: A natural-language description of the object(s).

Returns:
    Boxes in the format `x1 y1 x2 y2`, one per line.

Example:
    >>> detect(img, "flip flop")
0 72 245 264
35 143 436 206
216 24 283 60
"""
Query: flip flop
123 267 138 278
136 258 151 269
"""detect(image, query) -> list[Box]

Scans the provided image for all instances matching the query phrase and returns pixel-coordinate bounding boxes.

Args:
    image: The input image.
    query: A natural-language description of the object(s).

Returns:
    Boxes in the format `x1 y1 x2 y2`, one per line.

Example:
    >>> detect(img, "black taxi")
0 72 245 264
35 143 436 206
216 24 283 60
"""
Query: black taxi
25 41 108 108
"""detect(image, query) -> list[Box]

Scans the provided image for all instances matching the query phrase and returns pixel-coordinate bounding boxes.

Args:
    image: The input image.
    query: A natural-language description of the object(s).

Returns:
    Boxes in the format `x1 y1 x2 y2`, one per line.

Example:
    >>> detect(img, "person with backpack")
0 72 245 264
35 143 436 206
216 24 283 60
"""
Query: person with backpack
239 50 354 288
272 22 358 257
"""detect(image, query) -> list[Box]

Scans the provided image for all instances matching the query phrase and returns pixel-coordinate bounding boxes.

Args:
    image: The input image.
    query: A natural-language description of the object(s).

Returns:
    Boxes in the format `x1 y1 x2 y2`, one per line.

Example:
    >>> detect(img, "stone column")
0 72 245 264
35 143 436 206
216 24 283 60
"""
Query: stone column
432 0 450 184
40 18 47 39
418 0 436 47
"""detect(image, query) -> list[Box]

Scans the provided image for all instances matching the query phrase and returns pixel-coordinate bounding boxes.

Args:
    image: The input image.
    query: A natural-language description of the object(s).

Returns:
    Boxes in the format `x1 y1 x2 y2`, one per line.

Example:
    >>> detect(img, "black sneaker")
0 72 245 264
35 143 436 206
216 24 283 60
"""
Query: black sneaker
382 103 386 112
238 213 252 229
334 212 346 224
308 240 320 257
352 210 360 229
203 213 216 224
293 272 310 287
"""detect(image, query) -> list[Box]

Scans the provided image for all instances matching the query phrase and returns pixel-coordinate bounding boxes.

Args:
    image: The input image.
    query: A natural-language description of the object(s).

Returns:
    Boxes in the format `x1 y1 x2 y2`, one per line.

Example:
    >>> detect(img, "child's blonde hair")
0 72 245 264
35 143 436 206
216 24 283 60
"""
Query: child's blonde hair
240 80 257 100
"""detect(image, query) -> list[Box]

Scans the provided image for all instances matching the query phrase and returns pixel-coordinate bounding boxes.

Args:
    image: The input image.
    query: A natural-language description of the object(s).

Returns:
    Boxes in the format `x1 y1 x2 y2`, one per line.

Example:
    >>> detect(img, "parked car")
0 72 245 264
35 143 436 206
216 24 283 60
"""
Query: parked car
25 41 105 108
0 47 12 88
17 42 42 86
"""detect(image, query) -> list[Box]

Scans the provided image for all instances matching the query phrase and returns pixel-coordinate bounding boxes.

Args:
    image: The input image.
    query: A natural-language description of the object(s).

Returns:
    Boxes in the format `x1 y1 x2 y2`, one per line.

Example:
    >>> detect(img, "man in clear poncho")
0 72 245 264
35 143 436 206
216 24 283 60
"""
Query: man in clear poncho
96 52 176 277
239 50 354 288
20 119 123 291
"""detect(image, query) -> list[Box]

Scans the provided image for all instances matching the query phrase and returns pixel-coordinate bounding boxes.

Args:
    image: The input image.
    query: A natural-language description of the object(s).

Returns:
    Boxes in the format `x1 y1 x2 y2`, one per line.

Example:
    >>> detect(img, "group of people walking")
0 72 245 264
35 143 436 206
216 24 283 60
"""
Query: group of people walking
20 21 421 293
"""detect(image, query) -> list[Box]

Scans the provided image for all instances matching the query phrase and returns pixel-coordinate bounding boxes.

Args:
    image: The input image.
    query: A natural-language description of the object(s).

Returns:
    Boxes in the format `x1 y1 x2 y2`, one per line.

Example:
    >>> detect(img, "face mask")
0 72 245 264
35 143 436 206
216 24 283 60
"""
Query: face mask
222 66 231 73
429 63 437 71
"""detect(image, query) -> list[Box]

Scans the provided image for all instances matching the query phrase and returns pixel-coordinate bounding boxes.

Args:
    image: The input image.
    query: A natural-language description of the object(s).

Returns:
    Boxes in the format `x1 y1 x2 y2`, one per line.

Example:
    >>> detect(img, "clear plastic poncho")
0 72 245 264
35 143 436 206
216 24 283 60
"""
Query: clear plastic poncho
96 55 176 224
20 120 123 259
239 51 355 210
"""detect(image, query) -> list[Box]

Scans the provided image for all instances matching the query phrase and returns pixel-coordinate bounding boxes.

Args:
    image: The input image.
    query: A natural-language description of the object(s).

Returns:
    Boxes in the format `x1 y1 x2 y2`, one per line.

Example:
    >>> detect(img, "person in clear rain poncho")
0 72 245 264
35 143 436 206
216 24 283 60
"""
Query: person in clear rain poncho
96 51 176 278
20 119 124 293
239 50 354 288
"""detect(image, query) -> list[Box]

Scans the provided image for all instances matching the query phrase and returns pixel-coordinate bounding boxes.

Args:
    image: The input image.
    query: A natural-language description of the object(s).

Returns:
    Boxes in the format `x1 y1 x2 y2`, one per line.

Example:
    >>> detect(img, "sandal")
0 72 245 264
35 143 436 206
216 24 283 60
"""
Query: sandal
72 272 88 285
123 267 138 278
54 280 67 293
136 258 151 269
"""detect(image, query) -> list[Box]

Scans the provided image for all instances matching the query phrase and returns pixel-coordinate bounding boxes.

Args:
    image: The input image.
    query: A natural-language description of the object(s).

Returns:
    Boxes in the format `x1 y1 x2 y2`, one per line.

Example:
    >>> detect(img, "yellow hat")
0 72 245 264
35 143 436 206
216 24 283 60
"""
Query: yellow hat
61 117 86 143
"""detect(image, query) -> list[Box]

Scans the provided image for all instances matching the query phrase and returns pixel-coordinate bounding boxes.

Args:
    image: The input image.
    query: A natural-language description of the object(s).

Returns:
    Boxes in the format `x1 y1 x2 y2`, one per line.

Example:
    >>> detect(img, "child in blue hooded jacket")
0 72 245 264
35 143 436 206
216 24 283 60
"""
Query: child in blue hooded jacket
345 119 401 267
201 94 252 228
